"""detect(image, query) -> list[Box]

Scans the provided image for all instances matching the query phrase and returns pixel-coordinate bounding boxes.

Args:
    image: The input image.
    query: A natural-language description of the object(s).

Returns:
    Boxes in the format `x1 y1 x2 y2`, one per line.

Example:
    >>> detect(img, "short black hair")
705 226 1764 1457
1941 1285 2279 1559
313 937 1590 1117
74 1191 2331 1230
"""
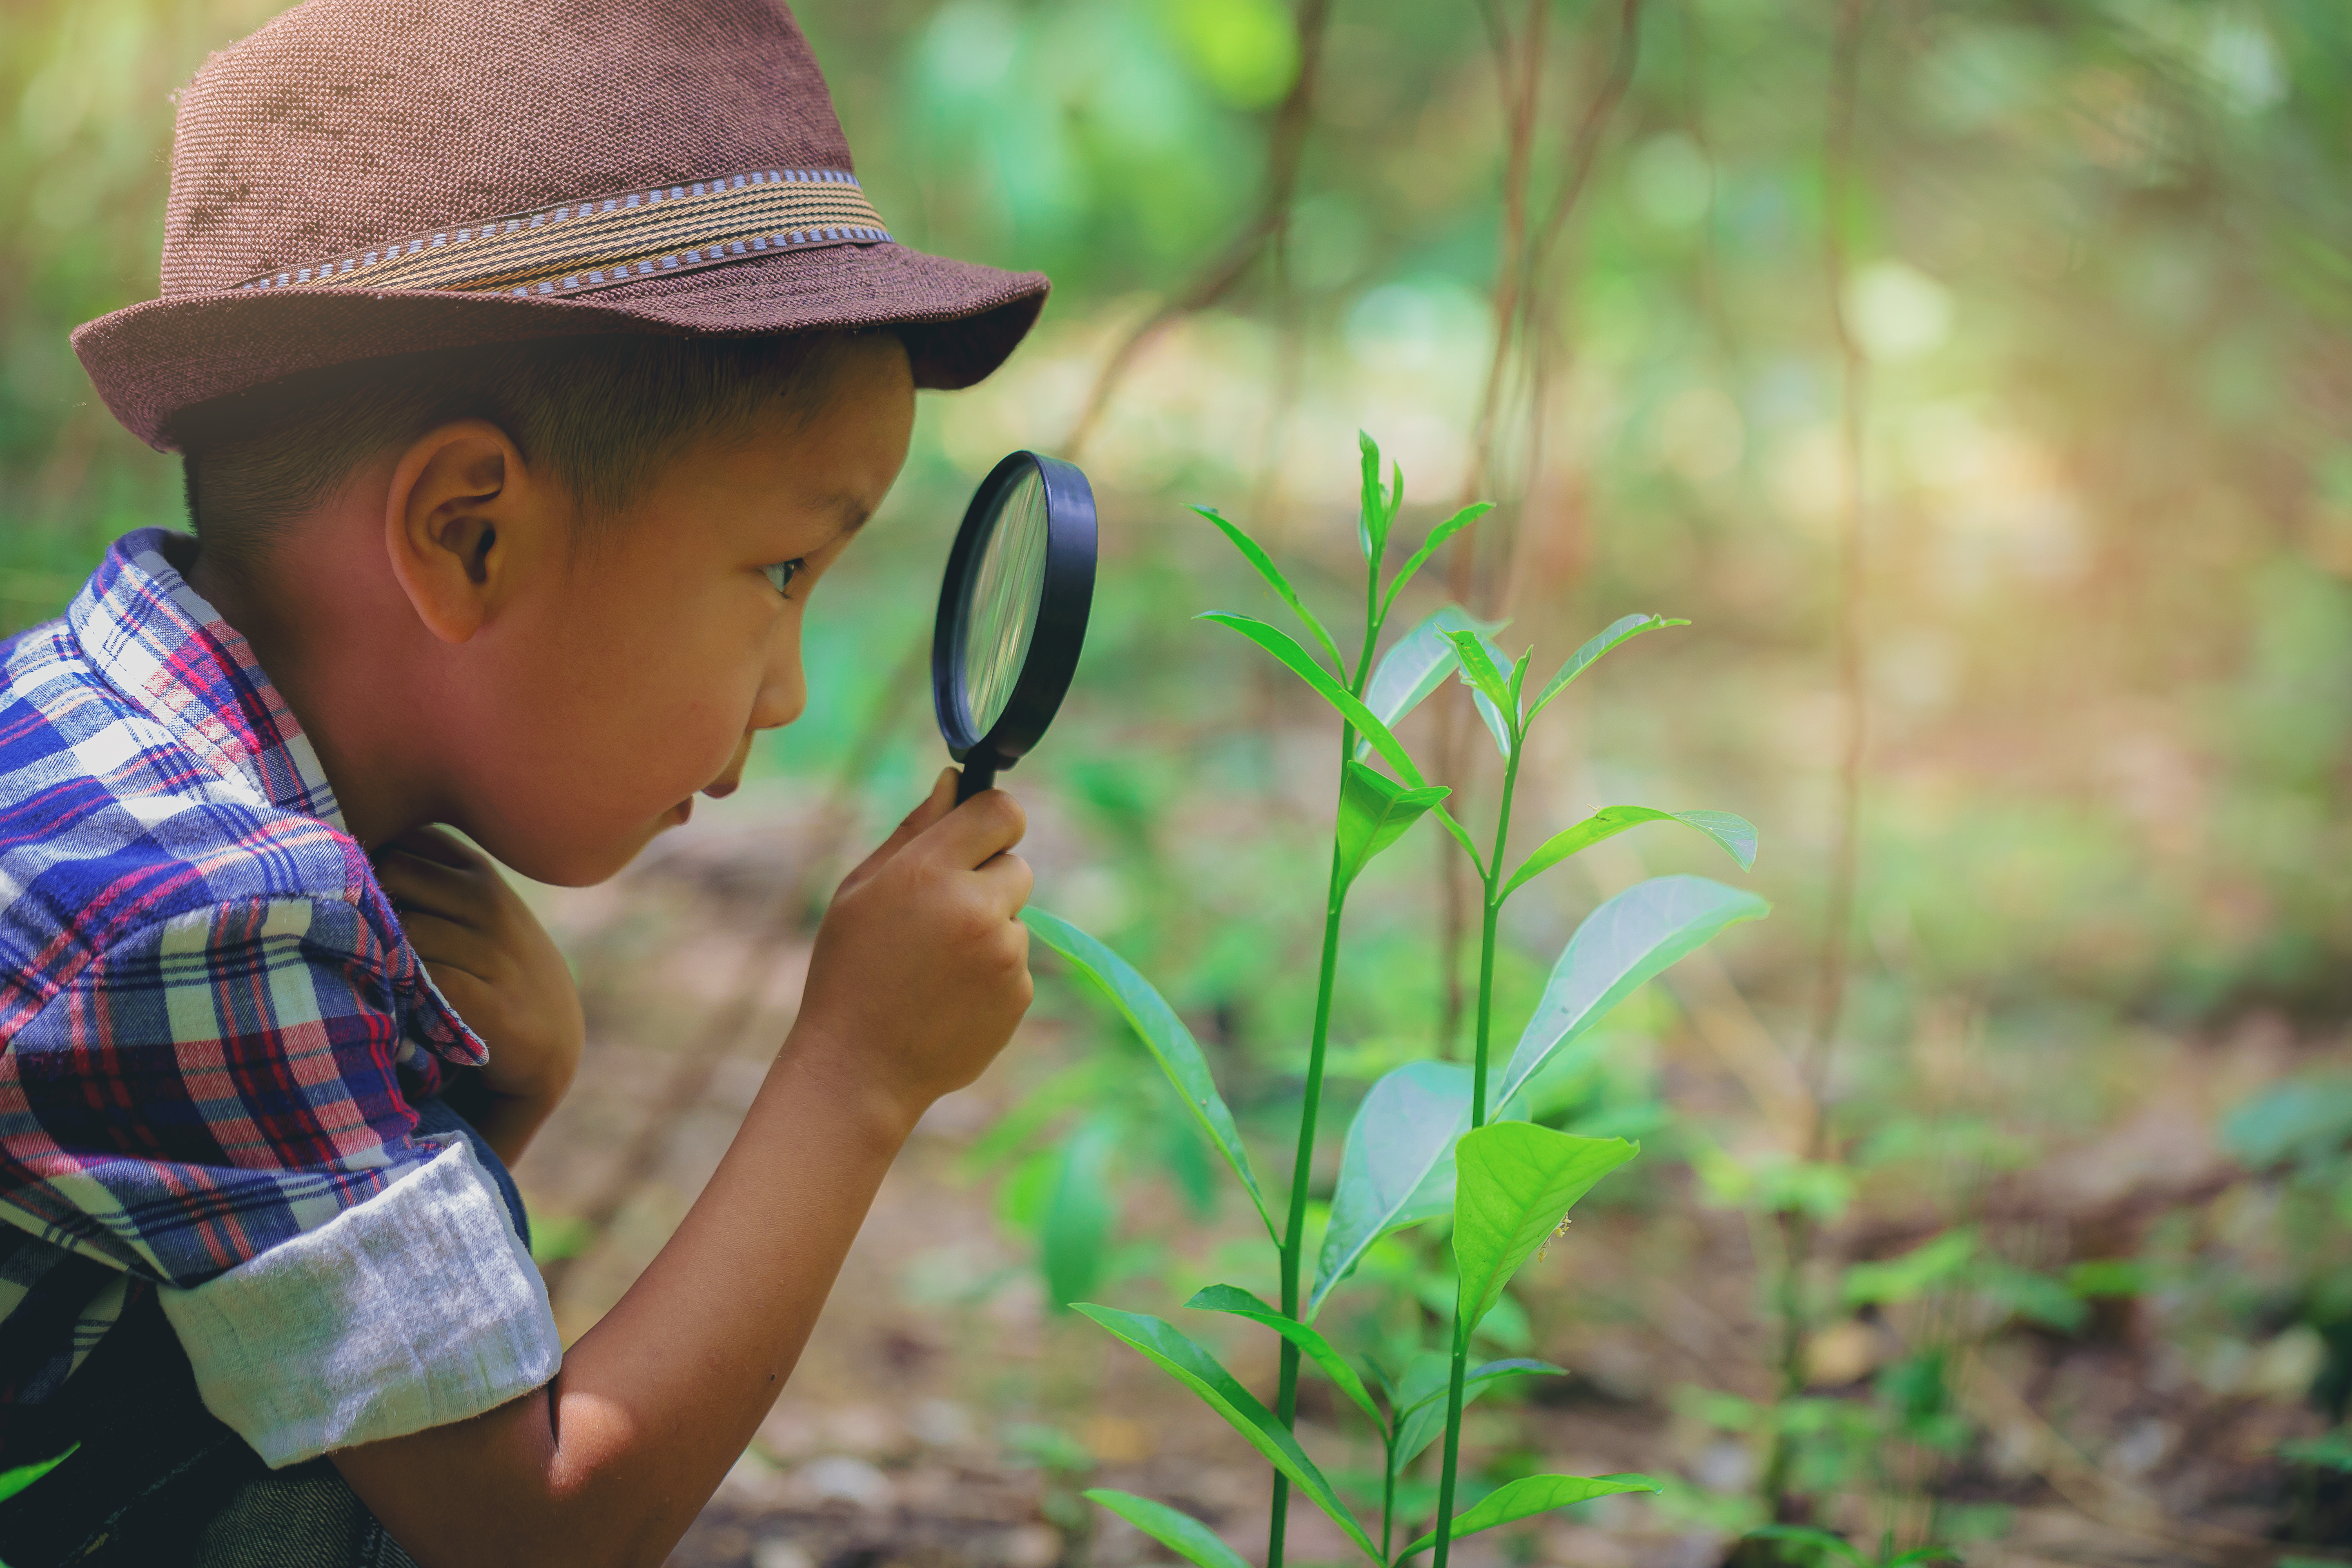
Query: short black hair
177 331 881 575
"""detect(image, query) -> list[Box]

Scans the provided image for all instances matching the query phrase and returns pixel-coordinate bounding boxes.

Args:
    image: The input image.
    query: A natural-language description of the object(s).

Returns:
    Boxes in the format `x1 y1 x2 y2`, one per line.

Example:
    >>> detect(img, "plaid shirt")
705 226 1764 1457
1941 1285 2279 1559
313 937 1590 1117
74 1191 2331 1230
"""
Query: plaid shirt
0 529 558 1467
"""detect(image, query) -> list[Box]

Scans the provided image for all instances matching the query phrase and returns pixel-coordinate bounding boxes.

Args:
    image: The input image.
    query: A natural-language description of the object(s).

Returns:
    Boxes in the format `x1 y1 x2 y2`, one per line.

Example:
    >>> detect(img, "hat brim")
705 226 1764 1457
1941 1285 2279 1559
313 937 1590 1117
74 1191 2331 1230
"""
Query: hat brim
72 242 1049 452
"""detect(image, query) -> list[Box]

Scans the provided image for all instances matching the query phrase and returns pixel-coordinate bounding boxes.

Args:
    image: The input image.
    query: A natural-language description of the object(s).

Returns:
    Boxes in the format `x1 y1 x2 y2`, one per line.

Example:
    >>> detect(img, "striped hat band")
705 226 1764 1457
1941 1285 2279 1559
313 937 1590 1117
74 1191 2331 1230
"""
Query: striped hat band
237 168 889 300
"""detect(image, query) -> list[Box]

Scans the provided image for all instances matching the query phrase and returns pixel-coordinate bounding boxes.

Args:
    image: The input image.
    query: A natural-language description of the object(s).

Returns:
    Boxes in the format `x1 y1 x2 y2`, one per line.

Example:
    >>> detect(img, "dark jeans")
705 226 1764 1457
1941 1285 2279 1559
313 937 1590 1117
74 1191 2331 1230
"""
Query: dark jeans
0 1099 530 1567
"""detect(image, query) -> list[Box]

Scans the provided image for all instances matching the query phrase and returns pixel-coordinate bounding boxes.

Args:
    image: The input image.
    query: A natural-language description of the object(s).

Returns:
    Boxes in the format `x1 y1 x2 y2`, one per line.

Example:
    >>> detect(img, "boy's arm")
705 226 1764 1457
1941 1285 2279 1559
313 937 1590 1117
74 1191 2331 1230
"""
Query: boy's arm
332 774 1033 1568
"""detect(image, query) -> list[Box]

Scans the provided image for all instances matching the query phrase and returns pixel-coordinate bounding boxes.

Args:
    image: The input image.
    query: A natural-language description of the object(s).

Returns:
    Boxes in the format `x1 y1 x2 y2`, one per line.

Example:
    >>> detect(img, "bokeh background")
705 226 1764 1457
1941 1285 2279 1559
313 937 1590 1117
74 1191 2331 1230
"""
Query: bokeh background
5 1 2351 1564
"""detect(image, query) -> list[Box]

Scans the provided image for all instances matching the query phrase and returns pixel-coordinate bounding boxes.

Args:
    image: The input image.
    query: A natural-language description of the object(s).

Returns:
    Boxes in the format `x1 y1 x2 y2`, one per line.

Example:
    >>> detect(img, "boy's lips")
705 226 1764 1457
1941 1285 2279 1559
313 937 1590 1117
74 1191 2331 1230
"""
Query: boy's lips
668 797 694 825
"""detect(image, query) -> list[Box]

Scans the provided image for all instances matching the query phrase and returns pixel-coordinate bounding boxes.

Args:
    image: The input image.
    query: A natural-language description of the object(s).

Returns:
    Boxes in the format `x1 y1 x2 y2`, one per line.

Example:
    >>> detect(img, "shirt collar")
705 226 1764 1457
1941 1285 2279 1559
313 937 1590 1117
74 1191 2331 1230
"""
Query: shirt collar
67 528 345 830
65 529 490 1069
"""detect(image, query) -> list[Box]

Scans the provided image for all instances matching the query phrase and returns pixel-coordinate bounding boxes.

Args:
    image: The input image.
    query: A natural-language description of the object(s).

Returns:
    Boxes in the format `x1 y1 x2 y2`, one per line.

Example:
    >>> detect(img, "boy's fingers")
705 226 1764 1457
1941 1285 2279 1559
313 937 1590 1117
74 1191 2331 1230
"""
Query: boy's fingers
971 849 1034 915
375 851 491 926
388 909 497 982
381 824 491 873
842 769 959 888
917 786 1027 872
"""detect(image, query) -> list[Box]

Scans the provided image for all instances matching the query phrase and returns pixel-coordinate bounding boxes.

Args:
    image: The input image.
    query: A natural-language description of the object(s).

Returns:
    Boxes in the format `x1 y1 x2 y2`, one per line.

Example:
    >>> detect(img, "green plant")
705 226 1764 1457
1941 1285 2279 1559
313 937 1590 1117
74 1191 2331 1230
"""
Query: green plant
1022 433 1768 1567
1742 1523 1958 1568
0 1443 76 1566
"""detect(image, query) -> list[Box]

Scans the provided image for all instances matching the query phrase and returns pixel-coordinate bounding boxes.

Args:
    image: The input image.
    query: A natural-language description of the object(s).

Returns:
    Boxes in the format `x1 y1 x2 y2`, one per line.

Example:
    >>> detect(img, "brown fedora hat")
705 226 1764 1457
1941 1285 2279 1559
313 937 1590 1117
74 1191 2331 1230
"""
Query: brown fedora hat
72 0 1050 452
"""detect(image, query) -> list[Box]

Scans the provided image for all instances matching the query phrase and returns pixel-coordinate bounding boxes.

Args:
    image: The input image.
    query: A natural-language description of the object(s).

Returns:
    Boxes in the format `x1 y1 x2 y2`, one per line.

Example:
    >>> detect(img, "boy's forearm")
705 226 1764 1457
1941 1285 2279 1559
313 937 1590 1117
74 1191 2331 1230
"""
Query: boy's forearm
332 1023 918 1568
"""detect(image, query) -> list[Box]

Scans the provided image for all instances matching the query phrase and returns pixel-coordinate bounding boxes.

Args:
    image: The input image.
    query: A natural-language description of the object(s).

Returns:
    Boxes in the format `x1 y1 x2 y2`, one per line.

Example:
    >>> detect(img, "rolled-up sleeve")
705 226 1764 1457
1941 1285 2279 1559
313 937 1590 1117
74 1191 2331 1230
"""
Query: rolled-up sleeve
0 896 561 1465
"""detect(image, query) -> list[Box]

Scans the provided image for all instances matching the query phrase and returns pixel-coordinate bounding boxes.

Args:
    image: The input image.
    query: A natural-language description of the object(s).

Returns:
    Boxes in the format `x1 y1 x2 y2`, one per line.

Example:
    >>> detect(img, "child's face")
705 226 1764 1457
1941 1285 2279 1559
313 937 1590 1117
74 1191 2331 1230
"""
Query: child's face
462 336 915 886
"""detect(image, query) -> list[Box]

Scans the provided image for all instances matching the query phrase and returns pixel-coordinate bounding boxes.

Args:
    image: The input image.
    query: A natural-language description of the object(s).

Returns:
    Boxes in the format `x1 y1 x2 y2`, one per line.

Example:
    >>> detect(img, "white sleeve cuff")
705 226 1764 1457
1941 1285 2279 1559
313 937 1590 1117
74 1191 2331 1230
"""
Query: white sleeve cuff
159 1136 562 1468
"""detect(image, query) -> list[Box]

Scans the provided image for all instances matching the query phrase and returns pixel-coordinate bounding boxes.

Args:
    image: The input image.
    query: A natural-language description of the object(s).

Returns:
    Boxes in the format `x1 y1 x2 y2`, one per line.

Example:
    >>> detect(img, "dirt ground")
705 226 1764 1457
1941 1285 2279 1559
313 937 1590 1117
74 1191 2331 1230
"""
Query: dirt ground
505 780 2347 1568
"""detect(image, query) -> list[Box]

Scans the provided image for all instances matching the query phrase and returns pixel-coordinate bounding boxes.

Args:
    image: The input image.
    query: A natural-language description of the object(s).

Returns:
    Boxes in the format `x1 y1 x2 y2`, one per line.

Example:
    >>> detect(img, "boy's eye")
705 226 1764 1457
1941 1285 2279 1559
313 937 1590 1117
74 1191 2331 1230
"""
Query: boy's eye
762 559 805 596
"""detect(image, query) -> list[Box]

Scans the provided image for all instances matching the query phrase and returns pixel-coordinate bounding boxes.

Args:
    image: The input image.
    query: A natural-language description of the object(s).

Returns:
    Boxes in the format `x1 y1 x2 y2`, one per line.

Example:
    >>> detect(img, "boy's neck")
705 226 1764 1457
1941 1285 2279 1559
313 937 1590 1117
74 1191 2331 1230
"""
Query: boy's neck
178 521 441 850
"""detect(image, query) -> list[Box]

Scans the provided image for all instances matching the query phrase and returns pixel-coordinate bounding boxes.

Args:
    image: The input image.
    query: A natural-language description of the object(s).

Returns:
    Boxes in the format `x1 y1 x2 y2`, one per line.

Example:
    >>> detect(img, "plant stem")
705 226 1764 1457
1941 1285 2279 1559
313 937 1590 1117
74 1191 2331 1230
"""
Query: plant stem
1428 1315 1473 1568
1432 739 1522 1568
1268 846 1346 1568
1381 1431 1399 1561
1271 576 1385 1568
1470 749 1520 1128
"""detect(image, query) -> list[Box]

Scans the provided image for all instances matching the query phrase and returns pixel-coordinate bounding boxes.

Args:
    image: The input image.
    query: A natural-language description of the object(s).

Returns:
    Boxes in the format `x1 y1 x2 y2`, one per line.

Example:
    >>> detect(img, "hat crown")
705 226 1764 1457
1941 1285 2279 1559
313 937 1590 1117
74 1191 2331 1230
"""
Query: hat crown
162 0 851 298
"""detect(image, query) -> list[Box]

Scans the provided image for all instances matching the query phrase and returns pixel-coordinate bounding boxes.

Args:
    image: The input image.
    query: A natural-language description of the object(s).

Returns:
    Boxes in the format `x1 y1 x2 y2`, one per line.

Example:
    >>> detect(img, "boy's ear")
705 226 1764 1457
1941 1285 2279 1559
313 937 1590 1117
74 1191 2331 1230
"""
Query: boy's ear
382 420 543 644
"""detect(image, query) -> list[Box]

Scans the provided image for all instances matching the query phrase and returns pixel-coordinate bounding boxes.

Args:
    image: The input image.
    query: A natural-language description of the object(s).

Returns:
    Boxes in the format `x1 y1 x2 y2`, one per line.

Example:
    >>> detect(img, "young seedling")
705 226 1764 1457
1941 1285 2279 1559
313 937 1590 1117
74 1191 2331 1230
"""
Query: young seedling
1020 433 1770 1568
1407 612 1761 1568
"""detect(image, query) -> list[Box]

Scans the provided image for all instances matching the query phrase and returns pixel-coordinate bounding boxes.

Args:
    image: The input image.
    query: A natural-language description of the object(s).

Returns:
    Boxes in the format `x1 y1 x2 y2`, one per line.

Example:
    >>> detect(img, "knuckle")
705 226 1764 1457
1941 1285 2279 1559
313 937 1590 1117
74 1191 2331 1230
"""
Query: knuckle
988 791 1028 840
946 889 998 944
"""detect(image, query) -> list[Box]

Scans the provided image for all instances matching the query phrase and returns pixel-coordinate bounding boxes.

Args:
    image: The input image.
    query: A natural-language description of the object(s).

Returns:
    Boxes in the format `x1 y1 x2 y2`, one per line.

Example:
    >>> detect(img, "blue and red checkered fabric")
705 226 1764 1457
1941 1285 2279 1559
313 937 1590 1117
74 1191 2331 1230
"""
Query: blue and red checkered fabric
0 529 486 1425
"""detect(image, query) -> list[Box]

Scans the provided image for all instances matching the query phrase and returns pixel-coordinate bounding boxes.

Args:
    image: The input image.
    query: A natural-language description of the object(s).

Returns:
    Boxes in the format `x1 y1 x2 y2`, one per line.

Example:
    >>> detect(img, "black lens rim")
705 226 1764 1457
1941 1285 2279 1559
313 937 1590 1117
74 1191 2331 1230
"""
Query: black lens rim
932 450 1097 775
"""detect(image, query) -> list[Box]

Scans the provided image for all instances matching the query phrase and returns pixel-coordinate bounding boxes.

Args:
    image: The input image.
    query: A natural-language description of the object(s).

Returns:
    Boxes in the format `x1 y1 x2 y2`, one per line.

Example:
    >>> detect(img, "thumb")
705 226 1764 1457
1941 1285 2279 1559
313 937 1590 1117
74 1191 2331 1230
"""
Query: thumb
840 768 958 891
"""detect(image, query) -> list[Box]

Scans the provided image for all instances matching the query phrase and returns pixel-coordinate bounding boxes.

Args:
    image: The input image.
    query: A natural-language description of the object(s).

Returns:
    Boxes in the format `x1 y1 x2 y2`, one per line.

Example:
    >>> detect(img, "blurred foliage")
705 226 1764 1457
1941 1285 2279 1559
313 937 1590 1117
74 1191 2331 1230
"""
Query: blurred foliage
8 0 2352 1549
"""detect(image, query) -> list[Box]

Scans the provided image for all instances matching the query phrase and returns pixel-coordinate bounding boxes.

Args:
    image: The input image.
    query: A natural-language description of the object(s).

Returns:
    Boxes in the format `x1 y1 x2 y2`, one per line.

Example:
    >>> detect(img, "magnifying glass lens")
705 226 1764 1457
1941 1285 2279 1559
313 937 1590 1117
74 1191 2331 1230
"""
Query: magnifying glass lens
934 450 1096 802
958 466 1051 735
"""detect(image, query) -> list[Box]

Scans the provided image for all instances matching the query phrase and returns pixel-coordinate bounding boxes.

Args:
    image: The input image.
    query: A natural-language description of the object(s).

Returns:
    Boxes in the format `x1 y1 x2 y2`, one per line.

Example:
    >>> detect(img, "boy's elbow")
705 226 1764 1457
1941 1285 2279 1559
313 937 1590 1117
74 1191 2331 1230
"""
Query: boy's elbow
333 1383 674 1568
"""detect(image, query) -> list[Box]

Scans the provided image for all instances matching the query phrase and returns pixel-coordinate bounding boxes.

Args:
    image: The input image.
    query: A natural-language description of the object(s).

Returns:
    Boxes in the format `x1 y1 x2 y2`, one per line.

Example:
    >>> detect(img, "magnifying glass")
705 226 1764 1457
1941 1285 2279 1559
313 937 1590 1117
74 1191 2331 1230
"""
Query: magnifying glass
934 451 1097 803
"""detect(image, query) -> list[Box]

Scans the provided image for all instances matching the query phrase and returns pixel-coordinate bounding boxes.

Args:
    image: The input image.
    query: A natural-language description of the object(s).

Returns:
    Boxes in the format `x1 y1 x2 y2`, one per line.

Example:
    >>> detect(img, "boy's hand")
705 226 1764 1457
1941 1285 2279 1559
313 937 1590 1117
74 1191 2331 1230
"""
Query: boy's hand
795 768 1033 1130
375 825 585 1159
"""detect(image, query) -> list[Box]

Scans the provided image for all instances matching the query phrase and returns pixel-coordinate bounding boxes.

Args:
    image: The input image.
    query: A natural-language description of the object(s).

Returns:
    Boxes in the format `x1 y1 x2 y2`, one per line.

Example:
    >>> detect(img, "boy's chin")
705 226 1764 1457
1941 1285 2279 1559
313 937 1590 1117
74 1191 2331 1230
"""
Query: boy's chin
483 809 688 889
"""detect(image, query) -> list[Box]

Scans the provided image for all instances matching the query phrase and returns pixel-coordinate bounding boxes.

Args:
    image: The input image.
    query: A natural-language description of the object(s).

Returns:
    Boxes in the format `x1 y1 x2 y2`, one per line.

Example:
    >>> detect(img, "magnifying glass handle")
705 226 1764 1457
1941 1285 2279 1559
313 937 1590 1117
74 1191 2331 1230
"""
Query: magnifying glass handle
956 762 996 804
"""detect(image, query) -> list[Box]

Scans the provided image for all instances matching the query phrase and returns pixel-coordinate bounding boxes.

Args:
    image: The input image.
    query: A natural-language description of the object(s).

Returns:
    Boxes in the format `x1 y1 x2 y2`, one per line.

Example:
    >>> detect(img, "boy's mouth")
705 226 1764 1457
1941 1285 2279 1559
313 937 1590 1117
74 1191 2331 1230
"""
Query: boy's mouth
668 797 694 826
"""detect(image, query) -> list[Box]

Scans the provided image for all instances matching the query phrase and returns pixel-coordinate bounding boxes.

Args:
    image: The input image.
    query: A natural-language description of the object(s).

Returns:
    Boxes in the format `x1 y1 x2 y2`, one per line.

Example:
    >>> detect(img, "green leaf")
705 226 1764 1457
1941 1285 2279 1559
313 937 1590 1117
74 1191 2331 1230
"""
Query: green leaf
1842 1228 1978 1307
0 1442 76 1503
1394 1358 1568 1417
1400 1473 1661 1556
1200 612 1428 786
1438 627 1517 757
1453 1123 1638 1332
1359 430 1398 564
1670 811 1759 871
1494 875 1771 1110
1084 1490 1253 1568
1352 609 1501 870
1882 1549 1963 1568
1428 801 1487 873
1982 1262 2089 1332
960 1057 1112 1180
1074 1305 1381 1564
1311 1061 1473 1317
1746 1524 1873 1568
1022 908 1277 1244
1042 1119 1119 1308
1359 606 1505 748
1508 647 1532 708
2221 1070 2352 1169
1378 503 1494 622
1446 628 1517 718
1388 1351 1457 1473
1500 808 1758 900
1391 1360 1567 1473
1529 613 1688 718
2280 1430 2352 1473
1192 505 1348 679
1184 1283 1383 1425
2065 1258 2147 1299
1336 762 1451 887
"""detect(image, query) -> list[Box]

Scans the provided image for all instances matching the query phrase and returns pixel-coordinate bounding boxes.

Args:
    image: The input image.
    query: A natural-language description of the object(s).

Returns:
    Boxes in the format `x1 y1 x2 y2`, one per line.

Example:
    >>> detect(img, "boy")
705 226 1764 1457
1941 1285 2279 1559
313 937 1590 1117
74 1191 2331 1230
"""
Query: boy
0 1 1052 1563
